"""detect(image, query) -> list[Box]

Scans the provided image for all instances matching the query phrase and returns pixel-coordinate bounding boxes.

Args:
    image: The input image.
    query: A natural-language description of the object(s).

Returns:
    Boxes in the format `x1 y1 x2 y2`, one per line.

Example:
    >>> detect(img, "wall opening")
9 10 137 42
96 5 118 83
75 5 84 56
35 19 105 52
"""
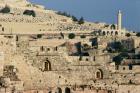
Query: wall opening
65 87 71 93
44 60 51 71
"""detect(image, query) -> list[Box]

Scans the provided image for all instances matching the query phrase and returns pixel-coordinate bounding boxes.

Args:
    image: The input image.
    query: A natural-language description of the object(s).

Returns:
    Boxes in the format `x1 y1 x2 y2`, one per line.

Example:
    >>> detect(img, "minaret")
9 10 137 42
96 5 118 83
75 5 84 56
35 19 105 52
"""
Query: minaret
117 10 122 30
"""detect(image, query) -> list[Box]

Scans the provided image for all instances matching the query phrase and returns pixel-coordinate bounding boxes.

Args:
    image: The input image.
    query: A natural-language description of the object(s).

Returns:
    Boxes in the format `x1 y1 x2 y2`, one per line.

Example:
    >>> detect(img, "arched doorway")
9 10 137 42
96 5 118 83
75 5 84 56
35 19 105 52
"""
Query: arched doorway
65 87 71 93
56 87 62 93
102 31 106 36
115 31 118 35
111 24 116 30
95 69 103 79
44 60 51 71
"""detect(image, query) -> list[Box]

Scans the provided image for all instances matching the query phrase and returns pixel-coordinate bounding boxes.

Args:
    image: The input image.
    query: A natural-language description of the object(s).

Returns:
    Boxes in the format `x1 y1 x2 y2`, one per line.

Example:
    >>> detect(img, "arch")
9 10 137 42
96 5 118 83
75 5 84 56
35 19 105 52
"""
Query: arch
107 31 110 35
56 87 62 93
102 31 106 36
115 31 118 35
95 69 103 79
65 87 71 93
111 24 116 30
48 91 52 93
44 60 51 71
111 31 113 35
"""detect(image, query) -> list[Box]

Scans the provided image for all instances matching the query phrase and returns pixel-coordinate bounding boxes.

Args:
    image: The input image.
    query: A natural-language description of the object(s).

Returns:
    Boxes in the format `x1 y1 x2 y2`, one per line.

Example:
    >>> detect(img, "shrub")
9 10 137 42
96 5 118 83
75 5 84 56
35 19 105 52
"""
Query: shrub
68 33 75 39
113 55 123 65
78 17 84 25
37 34 42 38
125 33 131 37
23 10 36 17
72 16 78 22
80 35 86 38
136 32 140 37
0 6 10 13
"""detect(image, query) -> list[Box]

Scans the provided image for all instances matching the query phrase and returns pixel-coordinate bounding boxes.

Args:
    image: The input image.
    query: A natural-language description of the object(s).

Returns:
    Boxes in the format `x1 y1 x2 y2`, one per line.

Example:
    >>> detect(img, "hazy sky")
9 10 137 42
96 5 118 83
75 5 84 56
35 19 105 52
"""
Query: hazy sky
30 0 140 31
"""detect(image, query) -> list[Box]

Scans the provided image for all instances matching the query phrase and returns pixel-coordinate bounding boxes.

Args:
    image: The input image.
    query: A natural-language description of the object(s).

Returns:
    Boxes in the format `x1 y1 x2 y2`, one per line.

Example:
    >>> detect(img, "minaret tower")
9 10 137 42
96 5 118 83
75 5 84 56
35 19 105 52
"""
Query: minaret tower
117 10 122 30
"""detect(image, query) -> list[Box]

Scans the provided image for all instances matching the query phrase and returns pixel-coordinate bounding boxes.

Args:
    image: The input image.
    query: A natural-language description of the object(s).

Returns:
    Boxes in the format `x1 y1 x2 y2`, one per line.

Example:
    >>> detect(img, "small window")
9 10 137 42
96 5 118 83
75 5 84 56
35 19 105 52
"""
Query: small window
86 58 88 61
129 64 133 70
2 27 4 31
123 67 125 70
47 48 50 51
93 56 96 61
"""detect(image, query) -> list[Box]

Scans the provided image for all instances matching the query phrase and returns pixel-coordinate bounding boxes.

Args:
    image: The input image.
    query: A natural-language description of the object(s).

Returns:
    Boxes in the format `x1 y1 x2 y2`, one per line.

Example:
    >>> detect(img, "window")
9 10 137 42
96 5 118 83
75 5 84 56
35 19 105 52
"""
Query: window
95 69 103 79
44 60 51 71
93 56 96 61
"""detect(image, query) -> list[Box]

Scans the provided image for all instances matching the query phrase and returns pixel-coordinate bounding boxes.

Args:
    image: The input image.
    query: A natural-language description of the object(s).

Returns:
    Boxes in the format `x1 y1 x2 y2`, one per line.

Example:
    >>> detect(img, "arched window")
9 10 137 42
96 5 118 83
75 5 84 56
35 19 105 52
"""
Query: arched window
115 31 118 35
44 60 51 71
111 24 116 30
56 87 62 93
111 31 113 35
103 31 106 36
95 69 103 79
107 31 110 35
65 87 71 93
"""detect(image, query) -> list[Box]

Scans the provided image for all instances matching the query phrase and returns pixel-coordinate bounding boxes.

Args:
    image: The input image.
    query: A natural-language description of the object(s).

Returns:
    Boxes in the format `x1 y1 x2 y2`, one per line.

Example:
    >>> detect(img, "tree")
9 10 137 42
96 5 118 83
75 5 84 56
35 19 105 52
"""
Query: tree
68 33 75 39
78 17 84 25
23 10 36 17
113 41 124 52
119 52 129 58
80 35 86 38
72 16 78 22
136 32 140 37
113 55 123 65
0 6 10 13
37 34 42 38
125 33 131 37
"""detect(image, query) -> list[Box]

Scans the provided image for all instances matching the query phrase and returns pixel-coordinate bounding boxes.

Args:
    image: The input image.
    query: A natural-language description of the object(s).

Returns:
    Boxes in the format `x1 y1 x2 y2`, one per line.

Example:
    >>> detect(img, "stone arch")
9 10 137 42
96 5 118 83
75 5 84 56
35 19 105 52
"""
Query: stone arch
65 87 71 93
107 31 110 35
111 24 116 30
95 69 103 79
44 59 51 71
56 87 62 93
102 31 106 36
48 91 52 93
111 31 113 35
115 31 118 35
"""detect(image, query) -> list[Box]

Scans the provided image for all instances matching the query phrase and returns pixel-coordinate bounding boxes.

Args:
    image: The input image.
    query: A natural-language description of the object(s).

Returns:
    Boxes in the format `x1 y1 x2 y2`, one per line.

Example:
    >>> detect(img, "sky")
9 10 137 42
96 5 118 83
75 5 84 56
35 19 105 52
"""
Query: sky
30 0 140 31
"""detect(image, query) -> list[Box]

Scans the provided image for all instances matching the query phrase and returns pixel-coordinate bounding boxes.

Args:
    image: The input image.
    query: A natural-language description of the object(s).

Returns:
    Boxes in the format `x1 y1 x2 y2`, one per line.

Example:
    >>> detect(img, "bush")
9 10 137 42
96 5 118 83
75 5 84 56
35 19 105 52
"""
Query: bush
78 17 84 25
80 35 86 38
57 11 71 17
0 6 10 13
113 55 123 65
72 16 78 22
136 32 140 37
37 34 42 38
68 33 75 39
113 41 124 52
23 10 36 17
125 33 131 37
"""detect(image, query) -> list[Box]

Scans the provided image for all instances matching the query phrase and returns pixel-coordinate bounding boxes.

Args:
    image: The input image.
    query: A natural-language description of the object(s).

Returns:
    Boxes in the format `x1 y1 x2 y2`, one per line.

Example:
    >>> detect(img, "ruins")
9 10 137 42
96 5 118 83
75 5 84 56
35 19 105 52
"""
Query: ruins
0 0 139 93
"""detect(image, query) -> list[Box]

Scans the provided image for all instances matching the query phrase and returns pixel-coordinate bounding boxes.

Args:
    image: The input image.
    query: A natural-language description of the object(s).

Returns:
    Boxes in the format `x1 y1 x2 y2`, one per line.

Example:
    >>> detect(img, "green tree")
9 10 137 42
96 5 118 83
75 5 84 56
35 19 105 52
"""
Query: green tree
72 16 78 22
37 34 42 38
68 33 75 39
113 41 124 52
80 35 86 38
113 55 123 65
136 32 140 37
0 6 10 13
23 10 36 17
78 17 84 25
125 33 131 37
